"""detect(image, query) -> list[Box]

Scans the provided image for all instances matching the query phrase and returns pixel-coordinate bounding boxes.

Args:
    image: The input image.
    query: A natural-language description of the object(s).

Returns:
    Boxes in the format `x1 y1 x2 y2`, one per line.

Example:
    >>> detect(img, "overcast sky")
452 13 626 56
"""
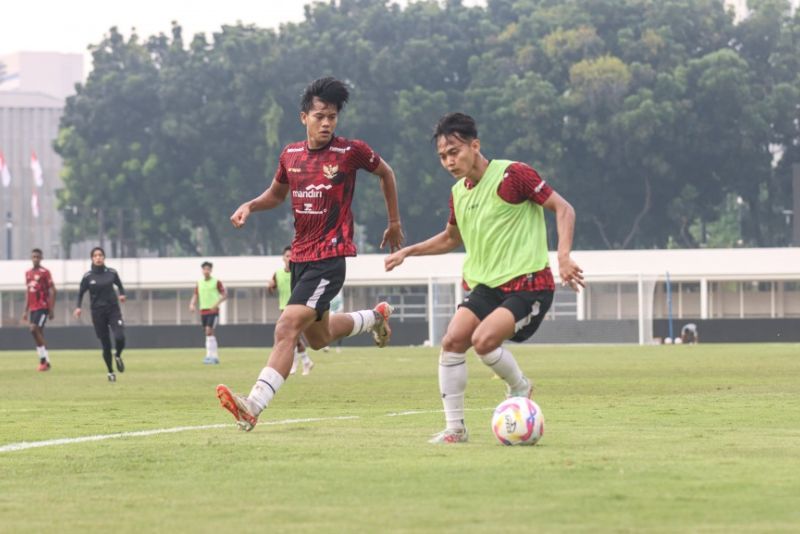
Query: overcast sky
1 0 486 60
1 0 310 57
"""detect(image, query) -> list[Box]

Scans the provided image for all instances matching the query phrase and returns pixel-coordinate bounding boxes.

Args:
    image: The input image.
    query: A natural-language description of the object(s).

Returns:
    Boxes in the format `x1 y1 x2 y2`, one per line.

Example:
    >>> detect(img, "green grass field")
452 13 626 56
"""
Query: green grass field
1 343 799 533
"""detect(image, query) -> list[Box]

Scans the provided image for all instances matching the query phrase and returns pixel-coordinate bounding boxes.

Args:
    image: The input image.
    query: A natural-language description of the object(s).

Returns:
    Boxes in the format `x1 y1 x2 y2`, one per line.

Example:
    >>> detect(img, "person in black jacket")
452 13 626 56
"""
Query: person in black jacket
73 247 127 382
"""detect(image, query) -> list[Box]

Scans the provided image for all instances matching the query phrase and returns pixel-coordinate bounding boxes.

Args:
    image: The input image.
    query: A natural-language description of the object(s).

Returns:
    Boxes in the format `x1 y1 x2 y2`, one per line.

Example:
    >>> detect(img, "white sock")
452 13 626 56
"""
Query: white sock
207 336 218 358
248 366 285 415
205 336 211 357
439 351 467 431
40 346 49 362
346 310 378 337
478 346 526 392
299 351 311 365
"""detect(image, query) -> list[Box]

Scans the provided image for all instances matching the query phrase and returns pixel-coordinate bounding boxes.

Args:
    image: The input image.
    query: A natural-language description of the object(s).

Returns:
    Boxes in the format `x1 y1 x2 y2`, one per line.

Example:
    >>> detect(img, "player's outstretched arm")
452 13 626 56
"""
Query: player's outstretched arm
371 159 405 251
231 181 289 228
384 223 462 272
542 191 584 291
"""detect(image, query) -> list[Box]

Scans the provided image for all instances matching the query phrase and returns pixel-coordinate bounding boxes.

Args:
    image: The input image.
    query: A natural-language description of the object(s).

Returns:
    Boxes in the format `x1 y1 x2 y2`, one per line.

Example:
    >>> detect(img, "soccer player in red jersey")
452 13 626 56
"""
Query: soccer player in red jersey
216 78 405 431
385 113 584 443
23 248 57 371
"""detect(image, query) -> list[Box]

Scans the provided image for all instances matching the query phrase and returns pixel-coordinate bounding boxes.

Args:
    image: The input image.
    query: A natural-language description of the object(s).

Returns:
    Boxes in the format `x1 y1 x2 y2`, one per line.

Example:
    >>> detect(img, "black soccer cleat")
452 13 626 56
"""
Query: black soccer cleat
108 372 117 383
115 355 125 373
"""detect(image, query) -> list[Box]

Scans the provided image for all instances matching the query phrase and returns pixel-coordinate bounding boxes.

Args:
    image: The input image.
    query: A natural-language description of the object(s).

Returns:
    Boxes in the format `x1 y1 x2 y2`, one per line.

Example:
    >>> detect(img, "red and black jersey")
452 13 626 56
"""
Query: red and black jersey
25 266 54 311
274 136 381 262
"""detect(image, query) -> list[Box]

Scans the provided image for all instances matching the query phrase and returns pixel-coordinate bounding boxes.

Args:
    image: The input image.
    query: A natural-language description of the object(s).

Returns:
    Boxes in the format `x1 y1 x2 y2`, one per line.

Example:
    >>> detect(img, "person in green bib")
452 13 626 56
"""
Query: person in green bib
189 261 228 364
385 112 584 444
268 246 314 375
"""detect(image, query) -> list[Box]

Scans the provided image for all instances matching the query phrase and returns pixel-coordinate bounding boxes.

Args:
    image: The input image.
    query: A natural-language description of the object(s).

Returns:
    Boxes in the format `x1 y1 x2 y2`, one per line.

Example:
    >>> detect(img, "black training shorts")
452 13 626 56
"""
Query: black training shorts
459 285 554 342
288 257 346 321
201 313 219 329
91 306 125 340
29 309 49 329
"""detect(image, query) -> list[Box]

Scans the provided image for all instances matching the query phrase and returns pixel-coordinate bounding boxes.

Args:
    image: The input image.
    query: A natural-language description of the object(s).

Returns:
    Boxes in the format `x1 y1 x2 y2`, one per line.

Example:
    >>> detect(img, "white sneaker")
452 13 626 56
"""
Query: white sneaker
371 302 393 348
507 376 533 398
428 428 469 444
302 361 314 376
289 362 297 375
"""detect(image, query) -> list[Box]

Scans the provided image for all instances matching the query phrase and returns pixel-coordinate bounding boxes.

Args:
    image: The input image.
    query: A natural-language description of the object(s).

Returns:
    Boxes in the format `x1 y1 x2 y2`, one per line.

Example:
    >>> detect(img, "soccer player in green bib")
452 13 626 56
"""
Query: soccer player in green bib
385 113 585 444
189 261 227 364
268 246 314 375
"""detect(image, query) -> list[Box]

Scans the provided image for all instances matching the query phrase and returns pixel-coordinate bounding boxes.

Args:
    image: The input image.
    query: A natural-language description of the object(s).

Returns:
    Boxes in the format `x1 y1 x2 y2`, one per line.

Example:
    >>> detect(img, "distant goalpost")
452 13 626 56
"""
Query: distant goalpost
639 273 674 346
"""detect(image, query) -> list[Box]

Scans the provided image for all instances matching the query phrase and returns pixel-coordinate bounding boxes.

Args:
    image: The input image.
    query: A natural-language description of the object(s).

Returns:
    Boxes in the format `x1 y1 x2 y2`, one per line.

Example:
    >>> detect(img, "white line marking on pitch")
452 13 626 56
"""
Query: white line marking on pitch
0 410 500 454
386 407 492 417
0 415 360 453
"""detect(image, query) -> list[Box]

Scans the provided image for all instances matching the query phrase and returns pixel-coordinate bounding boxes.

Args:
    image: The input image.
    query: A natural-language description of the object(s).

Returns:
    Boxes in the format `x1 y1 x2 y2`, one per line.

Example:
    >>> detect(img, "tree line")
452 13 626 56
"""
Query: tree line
55 0 800 256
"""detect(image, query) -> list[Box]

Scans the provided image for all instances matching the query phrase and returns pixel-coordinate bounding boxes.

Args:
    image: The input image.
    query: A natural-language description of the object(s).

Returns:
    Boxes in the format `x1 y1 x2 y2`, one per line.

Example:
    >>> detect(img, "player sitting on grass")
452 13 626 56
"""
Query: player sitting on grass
385 112 584 443
216 77 404 431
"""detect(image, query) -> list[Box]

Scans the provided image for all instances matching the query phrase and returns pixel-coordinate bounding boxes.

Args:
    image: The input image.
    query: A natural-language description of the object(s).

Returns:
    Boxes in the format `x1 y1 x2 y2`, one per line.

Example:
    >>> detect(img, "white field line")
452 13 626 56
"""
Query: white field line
386 407 492 417
0 415 360 454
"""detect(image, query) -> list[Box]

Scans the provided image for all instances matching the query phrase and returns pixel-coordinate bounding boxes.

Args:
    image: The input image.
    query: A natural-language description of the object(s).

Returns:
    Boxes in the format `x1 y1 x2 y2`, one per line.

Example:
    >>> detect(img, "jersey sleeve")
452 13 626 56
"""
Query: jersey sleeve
113 271 126 296
497 162 553 205
77 275 89 308
448 193 457 226
273 152 289 184
350 139 381 173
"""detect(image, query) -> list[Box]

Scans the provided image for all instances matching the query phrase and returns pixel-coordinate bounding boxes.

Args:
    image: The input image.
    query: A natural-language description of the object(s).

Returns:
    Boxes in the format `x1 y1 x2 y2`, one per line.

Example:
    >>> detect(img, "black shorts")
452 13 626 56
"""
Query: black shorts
201 313 219 329
91 306 125 340
288 257 346 321
459 285 554 342
29 309 49 329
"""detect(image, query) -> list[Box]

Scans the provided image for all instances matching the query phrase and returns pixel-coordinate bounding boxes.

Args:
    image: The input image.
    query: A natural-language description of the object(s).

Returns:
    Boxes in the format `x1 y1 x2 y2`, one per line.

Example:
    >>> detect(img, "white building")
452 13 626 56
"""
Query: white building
0 52 84 101
1 249 798 344
0 52 83 260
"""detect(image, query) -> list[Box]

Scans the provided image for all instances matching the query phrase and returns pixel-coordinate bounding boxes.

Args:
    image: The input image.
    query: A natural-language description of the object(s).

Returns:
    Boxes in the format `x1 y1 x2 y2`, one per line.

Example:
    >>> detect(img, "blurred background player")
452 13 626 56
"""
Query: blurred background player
189 261 227 364
74 247 128 382
385 112 583 444
23 248 57 371
217 77 405 431
681 323 699 344
267 246 314 375
323 289 345 353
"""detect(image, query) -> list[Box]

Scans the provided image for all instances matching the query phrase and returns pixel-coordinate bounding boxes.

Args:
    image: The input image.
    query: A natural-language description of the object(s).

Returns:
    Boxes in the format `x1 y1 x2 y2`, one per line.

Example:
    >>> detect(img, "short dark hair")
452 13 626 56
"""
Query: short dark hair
201 261 213 269
31 248 43 256
282 246 292 254
90 246 105 258
432 112 478 143
301 77 349 113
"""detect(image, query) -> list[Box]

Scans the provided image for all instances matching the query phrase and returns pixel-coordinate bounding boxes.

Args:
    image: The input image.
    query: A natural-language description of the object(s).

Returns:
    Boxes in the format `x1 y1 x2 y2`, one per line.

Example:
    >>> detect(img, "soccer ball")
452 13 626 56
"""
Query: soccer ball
491 397 545 446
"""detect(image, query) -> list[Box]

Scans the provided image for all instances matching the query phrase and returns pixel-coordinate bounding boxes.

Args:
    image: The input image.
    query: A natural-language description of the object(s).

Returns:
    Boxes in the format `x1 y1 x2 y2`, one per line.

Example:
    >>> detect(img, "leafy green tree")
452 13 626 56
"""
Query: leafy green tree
54 0 800 254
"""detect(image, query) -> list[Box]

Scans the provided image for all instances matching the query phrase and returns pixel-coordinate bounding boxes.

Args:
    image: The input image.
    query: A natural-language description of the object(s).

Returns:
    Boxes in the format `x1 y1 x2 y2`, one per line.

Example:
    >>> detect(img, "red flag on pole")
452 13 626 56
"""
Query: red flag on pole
30 151 43 187
0 151 11 187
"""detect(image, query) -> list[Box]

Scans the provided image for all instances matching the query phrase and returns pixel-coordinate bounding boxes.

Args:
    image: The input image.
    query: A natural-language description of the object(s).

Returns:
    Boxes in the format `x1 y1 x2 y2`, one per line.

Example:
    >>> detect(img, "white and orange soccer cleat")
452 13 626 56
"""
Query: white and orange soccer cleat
371 301 394 348
216 384 258 432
